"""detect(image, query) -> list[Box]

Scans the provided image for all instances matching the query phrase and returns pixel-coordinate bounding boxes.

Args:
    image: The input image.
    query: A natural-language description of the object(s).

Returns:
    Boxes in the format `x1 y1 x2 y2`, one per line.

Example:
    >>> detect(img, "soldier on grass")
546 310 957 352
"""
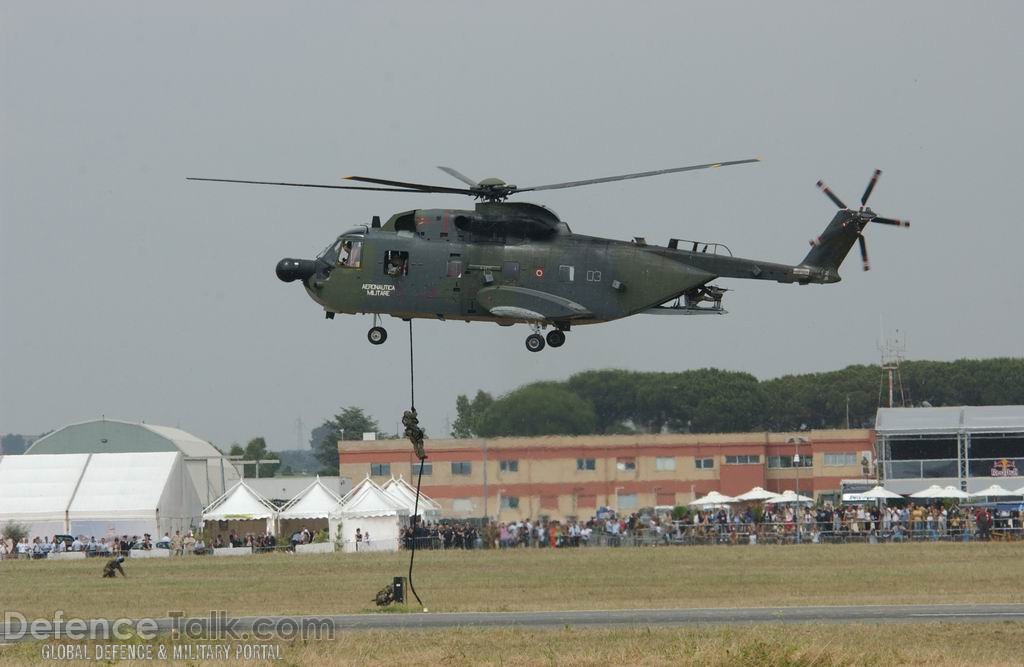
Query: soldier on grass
102 555 127 578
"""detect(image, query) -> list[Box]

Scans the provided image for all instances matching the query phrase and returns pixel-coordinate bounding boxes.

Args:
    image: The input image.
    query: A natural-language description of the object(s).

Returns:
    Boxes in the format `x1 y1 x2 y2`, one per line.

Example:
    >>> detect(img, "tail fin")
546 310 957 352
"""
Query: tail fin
800 210 859 273
801 171 910 277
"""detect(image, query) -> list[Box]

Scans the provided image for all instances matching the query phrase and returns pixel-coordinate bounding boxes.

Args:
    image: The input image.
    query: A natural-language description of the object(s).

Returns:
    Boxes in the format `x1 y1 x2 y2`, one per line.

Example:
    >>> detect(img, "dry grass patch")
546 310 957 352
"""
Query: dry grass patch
1 542 1022 620
3 623 1024 666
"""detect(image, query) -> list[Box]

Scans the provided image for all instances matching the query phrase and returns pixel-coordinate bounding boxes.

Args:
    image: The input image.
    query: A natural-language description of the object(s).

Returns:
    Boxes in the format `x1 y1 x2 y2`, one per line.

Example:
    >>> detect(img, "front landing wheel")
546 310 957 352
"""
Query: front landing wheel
368 326 388 345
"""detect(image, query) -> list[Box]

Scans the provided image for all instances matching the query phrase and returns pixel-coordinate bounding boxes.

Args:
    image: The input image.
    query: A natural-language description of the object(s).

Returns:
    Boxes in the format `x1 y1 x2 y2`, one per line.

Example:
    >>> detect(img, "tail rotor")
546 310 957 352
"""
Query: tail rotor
810 169 910 271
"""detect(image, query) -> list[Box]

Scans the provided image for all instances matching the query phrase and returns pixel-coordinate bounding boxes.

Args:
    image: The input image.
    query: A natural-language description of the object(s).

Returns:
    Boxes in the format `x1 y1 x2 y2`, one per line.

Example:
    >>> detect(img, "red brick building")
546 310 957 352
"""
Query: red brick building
339 429 874 521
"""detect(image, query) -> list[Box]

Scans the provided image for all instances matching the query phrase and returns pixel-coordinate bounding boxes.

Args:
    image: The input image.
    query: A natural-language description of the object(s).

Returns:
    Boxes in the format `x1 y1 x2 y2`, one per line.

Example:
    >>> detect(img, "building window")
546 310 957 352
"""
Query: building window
695 457 714 469
617 493 637 509
576 493 596 508
500 495 520 509
655 457 676 471
452 498 473 513
541 495 559 509
451 461 472 475
724 455 761 465
825 452 858 466
370 463 390 476
616 457 636 471
656 491 676 506
410 461 432 476
768 455 813 469
576 458 596 471
499 459 519 472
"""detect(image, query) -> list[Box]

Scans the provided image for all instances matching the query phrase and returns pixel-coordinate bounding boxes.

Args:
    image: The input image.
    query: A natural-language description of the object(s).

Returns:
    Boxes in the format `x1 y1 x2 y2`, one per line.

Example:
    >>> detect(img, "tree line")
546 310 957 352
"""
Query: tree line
450 358 1024 438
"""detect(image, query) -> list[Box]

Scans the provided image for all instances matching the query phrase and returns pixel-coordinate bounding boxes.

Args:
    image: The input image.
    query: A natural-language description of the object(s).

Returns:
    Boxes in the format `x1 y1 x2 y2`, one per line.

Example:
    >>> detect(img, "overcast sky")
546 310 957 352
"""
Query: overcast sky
2 2 1022 452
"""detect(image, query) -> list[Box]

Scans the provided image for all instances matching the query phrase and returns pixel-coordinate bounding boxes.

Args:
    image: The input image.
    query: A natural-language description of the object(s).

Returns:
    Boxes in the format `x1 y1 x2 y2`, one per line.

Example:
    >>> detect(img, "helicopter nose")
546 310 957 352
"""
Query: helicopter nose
276 258 318 283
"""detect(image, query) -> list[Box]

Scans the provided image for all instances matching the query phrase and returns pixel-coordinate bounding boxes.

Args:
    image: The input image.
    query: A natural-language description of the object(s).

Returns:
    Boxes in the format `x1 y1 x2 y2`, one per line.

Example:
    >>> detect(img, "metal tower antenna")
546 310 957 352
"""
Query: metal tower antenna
878 329 910 408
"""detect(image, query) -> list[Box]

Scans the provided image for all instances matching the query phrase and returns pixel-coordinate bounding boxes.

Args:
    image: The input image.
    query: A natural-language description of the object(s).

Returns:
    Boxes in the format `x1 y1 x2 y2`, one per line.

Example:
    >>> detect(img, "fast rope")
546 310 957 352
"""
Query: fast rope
404 319 427 610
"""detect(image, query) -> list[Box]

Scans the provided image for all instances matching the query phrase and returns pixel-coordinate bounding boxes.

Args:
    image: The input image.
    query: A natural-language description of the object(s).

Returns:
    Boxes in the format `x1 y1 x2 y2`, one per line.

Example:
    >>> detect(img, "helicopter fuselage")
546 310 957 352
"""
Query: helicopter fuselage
295 202 835 331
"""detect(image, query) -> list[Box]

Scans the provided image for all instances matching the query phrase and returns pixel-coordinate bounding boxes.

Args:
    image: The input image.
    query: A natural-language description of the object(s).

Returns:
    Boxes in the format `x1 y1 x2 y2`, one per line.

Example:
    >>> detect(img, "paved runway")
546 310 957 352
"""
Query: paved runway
248 603 1024 630
5 603 1024 642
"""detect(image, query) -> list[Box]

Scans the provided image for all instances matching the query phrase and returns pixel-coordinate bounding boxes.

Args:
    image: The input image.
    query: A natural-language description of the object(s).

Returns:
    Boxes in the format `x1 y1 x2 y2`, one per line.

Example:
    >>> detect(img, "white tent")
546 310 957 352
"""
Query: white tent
0 452 202 539
383 476 441 520
843 486 903 503
940 486 971 500
277 477 343 538
970 484 1019 498
769 490 814 504
909 484 948 499
329 477 409 553
860 485 904 500
911 484 974 500
689 491 737 507
279 476 343 520
0 453 91 538
67 452 201 538
735 487 783 502
202 480 278 534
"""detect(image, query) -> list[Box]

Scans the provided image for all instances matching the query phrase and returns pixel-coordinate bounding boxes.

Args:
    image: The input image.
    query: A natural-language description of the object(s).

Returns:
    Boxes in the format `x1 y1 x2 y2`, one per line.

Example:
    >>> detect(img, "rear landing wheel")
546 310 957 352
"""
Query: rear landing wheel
546 330 566 348
525 334 545 352
368 326 388 345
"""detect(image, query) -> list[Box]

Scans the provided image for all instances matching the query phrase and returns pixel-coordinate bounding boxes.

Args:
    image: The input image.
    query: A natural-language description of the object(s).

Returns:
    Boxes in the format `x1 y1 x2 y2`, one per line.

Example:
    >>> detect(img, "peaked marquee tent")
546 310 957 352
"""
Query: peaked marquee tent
329 477 409 552
383 476 441 521
202 480 278 536
277 476 343 538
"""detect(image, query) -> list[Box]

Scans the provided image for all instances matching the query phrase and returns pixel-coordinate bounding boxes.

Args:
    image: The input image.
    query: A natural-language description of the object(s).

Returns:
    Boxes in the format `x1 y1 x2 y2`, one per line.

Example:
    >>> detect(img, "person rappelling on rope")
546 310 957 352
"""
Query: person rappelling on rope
402 321 427 611
403 408 426 460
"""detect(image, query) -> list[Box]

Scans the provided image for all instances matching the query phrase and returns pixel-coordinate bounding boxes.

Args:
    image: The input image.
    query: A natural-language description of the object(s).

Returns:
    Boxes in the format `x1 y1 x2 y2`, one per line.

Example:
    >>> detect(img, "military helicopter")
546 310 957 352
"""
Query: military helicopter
189 162 908 352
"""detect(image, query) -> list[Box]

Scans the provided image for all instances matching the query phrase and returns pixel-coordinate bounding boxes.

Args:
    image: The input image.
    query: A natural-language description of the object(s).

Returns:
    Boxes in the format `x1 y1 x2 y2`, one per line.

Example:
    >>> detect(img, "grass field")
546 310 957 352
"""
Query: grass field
1 542 1022 620
3 623 1024 666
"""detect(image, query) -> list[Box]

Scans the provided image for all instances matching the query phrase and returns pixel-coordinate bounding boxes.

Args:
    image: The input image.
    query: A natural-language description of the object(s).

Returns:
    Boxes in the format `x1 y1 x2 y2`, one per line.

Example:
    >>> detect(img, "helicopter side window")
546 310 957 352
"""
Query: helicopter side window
502 261 519 283
339 241 362 268
384 250 409 277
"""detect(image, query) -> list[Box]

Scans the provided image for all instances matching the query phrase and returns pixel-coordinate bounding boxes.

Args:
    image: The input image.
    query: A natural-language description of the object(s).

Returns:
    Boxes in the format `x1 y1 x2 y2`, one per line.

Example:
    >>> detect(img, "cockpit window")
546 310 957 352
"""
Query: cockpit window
318 240 342 266
337 242 362 268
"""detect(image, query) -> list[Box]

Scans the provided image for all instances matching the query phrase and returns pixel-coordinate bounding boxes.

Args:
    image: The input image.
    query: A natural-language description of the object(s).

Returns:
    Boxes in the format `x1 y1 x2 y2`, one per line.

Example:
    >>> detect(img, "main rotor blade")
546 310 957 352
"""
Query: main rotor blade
437 166 480 187
858 235 870 271
816 180 847 209
872 216 911 227
516 158 760 193
861 169 881 207
344 175 477 196
186 177 424 193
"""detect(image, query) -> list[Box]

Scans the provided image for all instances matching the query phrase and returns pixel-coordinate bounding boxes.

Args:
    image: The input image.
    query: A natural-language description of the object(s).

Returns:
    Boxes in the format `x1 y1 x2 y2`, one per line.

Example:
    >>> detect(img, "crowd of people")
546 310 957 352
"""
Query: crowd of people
5 502 1021 558
0 533 158 559
391 502 1023 551
401 522 482 550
